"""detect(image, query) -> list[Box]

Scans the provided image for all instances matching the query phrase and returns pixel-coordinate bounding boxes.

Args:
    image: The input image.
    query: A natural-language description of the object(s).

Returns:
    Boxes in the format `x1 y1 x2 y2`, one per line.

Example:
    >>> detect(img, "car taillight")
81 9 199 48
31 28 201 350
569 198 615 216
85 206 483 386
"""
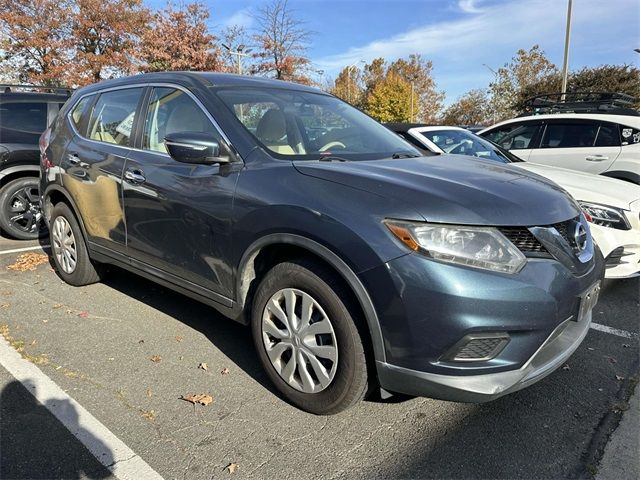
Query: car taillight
40 128 53 169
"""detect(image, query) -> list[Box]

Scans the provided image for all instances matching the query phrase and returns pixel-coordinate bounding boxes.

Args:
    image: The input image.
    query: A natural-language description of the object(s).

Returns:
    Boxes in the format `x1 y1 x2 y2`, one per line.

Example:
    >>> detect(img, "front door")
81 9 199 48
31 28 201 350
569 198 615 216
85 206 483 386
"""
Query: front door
122 86 241 299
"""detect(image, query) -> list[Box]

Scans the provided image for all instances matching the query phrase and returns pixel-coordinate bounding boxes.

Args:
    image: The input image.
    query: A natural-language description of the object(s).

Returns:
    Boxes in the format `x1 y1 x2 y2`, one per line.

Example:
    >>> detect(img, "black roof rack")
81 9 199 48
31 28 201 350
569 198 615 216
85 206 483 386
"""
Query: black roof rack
0 84 74 95
520 92 639 117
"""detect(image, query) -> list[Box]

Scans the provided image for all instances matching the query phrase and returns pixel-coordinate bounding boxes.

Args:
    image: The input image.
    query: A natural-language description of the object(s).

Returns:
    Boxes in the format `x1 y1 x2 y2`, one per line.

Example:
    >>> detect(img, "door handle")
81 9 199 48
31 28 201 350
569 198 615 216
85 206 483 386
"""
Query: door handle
585 155 608 161
124 169 146 184
67 152 80 165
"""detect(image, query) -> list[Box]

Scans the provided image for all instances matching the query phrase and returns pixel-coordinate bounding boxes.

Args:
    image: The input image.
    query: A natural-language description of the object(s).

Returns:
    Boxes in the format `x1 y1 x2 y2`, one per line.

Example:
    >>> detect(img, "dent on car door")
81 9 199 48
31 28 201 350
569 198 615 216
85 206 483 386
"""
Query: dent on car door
122 86 240 299
62 87 144 255
527 121 619 174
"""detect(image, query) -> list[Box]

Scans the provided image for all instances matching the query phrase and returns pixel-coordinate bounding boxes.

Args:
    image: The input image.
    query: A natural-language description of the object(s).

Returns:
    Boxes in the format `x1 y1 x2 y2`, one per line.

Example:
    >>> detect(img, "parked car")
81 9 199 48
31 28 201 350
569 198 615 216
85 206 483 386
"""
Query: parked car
478 93 640 184
41 73 604 414
386 124 640 279
0 84 71 239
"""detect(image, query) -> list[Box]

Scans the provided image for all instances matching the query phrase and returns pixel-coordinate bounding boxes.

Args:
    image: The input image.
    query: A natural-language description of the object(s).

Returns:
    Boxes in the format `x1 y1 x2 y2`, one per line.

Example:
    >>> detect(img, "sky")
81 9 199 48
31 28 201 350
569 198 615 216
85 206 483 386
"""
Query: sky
145 0 640 104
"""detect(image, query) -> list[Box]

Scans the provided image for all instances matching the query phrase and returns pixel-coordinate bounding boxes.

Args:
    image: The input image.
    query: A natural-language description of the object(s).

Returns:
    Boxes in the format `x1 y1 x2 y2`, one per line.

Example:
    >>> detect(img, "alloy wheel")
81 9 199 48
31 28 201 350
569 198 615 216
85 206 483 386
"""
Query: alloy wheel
7 184 42 235
52 216 77 274
262 288 338 393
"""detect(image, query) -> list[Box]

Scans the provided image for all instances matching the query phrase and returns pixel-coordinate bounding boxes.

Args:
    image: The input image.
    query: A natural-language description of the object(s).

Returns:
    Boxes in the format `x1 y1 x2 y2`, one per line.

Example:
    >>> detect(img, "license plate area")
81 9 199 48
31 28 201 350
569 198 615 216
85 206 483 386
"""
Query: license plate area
576 281 601 322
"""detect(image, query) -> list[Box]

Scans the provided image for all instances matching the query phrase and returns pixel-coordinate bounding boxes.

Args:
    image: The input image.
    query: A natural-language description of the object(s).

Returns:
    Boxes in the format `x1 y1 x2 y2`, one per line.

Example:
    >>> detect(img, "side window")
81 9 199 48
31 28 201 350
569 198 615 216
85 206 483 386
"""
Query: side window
143 87 220 154
0 102 48 144
620 126 640 146
70 95 94 135
492 123 539 150
87 88 143 146
595 123 621 147
540 122 598 149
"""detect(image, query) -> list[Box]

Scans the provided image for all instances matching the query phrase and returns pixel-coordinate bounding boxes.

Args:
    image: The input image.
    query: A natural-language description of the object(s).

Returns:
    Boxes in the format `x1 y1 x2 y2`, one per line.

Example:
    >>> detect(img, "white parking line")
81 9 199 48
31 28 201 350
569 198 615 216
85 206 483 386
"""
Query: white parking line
0 337 164 480
0 245 50 255
590 322 638 339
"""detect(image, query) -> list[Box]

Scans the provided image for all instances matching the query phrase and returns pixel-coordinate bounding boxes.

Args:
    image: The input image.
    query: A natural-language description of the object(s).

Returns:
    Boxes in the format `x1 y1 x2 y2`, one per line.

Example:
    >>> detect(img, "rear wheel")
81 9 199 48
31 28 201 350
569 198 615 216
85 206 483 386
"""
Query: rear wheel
0 177 46 240
251 259 368 414
49 202 102 286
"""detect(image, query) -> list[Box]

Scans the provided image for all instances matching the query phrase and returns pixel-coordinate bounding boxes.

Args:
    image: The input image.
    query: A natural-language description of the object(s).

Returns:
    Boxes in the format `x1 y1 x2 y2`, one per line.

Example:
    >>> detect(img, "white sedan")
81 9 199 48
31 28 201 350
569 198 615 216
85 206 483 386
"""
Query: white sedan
390 125 640 279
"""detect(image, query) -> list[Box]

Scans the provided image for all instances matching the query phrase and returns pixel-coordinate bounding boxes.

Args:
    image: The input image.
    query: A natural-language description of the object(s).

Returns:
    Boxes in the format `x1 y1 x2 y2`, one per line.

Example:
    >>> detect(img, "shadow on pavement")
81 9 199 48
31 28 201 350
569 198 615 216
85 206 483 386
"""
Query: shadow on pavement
0 379 113 479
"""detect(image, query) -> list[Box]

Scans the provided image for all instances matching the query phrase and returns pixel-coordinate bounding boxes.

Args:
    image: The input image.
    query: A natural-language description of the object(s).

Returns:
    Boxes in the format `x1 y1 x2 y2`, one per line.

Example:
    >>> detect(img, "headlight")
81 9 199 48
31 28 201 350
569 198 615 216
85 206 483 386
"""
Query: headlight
384 220 527 274
578 202 631 230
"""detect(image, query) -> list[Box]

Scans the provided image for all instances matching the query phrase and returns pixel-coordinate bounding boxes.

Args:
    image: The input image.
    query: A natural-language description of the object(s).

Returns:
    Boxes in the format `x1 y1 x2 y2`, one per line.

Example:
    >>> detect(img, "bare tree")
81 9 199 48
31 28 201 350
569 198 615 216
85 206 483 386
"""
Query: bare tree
252 0 312 84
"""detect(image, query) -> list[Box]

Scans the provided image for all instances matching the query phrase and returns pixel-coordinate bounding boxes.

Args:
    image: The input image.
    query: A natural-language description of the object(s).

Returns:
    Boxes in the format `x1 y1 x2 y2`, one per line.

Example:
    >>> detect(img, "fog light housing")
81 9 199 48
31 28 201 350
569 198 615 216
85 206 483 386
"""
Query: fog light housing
444 333 510 362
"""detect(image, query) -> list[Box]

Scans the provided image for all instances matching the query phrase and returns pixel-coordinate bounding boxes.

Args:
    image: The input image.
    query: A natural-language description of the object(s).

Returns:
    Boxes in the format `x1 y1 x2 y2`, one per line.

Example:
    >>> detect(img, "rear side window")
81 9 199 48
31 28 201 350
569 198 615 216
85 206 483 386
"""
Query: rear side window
69 95 94 134
620 126 640 146
595 123 621 147
87 88 143 146
0 102 48 144
143 87 218 154
540 123 598 148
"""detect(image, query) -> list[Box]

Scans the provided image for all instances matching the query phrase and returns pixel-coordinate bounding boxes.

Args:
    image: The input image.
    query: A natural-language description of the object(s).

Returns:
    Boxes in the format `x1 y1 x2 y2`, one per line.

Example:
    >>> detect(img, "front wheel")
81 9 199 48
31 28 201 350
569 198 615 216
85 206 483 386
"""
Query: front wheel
251 259 368 415
0 177 46 240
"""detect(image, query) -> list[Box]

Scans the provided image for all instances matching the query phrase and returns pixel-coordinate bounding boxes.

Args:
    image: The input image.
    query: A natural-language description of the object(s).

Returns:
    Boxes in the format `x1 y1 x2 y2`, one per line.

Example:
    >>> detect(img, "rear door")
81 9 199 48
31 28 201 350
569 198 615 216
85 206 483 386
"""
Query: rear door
527 119 620 174
122 86 241 300
62 87 145 255
480 120 542 160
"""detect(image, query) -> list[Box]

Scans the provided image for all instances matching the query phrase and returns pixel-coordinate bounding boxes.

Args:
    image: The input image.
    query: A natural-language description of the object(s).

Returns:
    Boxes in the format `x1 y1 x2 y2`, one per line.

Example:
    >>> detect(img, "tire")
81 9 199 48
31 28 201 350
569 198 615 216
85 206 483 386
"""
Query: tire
251 259 368 415
49 202 102 286
0 177 46 240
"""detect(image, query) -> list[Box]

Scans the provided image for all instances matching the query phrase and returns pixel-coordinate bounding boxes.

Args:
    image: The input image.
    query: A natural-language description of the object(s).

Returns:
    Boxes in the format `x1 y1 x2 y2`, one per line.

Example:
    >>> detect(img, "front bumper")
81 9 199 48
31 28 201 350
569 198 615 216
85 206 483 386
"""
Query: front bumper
359 247 604 401
377 312 591 402
590 222 640 279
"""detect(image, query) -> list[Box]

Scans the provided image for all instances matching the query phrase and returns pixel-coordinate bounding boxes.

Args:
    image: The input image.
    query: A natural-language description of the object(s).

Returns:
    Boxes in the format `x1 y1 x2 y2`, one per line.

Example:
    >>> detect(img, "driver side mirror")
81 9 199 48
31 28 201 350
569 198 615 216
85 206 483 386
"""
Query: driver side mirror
164 132 230 165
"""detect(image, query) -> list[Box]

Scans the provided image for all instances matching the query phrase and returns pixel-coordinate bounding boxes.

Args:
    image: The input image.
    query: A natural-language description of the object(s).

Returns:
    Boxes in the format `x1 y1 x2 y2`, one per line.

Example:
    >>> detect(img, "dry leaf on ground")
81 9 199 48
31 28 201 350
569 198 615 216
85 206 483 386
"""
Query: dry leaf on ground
198 362 208 371
175 335 183 342
77 311 89 318
615 375 625 381
226 463 239 474
1 303 9 308
562 364 570 371
150 355 162 363
7 253 49 272
180 393 213 406
221 367 230 375
146 388 153 397
52 303 63 309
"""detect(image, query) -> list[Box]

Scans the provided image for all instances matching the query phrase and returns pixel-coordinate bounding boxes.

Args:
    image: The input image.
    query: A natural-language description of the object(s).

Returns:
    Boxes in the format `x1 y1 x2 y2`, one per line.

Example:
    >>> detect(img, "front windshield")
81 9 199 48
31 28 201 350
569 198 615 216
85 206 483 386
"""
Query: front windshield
214 87 420 160
417 129 521 163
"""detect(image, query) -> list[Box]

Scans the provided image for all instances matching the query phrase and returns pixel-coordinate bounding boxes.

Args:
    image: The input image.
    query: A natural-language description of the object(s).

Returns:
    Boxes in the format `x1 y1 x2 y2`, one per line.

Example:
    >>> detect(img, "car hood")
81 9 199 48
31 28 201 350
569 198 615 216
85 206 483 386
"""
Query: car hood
517 162 640 210
294 156 580 226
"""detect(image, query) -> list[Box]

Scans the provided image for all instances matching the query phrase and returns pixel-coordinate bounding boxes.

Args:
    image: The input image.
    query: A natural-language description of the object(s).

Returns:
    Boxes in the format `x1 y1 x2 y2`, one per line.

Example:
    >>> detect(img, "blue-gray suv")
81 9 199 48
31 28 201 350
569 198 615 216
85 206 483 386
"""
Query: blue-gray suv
40 73 605 414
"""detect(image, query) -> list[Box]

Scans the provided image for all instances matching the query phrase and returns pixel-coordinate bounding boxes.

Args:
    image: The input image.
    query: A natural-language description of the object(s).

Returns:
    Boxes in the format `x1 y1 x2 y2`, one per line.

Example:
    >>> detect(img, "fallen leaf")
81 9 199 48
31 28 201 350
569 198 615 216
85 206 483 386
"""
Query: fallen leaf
141 409 156 421
77 311 89 318
52 303 63 309
180 393 213 406
150 355 162 363
221 367 230 375
622 344 630 348
587 347 594 351
607 356 618 364
562 364 570 371
30 339 37 346
138 339 144 344
175 335 183 342
7 253 49 272
1 303 9 308
66 309 73 314
198 362 208 371
226 463 239 474
146 388 152 397
615 375 625 381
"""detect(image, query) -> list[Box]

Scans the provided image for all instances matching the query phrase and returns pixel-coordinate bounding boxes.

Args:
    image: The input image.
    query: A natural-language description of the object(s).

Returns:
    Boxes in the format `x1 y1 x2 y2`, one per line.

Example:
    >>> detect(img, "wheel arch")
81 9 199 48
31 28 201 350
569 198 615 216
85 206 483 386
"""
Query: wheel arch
0 165 40 187
236 233 386 364
600 170 640 185
43 185 91 241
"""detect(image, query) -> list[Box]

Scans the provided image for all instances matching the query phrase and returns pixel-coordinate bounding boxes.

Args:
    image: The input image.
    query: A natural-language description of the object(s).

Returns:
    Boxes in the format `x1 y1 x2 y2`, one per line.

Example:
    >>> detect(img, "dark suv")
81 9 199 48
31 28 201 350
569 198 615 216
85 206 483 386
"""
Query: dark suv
41 73 604 414
0 85 71 239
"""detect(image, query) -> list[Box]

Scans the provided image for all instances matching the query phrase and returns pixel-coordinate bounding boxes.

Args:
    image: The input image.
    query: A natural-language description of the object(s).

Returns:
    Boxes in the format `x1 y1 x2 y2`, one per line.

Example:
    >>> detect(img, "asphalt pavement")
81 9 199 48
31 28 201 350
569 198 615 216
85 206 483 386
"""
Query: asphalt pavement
0 235 638 480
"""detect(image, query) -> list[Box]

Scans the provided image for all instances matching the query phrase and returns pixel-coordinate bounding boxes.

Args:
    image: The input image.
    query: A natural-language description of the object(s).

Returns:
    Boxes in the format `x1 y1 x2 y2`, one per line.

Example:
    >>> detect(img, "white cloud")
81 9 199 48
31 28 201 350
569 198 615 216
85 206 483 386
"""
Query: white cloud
458 0 483 14
223 8 254 29
315 0 638 102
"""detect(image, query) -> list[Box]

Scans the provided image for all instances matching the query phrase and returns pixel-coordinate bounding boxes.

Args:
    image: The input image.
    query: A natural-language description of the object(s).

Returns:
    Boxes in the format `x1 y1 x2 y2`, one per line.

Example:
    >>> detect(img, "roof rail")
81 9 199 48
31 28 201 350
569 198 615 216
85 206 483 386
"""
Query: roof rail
0 84 74 95
520 92 639 117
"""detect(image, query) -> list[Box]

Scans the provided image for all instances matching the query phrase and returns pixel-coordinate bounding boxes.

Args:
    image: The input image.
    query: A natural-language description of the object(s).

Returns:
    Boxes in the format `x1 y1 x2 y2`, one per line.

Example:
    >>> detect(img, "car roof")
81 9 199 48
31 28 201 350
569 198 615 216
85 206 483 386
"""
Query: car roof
74 72 326 96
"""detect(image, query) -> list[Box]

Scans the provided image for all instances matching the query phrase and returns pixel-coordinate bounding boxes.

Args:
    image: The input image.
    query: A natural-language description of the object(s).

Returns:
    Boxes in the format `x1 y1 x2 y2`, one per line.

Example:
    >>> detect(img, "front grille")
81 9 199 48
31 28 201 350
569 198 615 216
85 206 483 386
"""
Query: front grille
552 218 576 247
499 227 547 254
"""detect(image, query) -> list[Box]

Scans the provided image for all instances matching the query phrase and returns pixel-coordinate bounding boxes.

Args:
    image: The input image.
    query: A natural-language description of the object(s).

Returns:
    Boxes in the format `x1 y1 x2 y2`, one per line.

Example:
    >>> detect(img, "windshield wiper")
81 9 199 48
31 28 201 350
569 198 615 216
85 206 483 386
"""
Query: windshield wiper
317 155 350 162
391 151 421 159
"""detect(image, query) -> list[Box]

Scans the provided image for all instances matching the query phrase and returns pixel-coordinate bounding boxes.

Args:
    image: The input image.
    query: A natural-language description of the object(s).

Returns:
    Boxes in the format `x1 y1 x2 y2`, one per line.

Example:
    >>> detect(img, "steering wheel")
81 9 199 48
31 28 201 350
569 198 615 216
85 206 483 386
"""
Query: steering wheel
319 141 346 152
